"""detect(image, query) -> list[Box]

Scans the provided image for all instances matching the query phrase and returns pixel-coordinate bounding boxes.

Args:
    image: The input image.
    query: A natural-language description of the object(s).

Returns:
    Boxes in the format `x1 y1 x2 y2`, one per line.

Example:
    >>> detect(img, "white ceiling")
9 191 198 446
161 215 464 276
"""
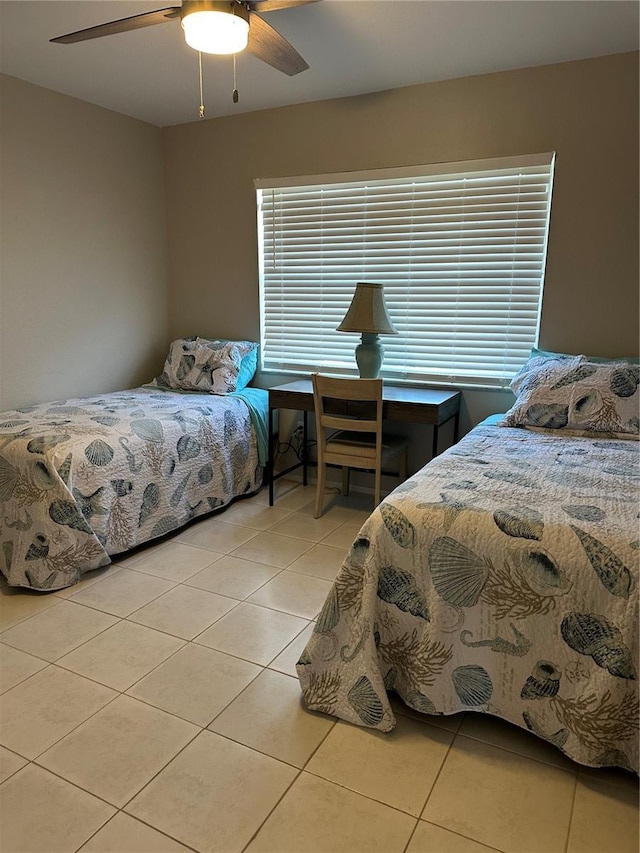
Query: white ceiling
1 0 638 127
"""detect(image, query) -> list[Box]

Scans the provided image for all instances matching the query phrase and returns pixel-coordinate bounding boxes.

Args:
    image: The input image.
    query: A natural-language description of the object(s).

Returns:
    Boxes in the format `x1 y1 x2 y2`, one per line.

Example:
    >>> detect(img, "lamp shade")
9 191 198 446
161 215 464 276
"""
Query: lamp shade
336 283 398 335
181 2 250 54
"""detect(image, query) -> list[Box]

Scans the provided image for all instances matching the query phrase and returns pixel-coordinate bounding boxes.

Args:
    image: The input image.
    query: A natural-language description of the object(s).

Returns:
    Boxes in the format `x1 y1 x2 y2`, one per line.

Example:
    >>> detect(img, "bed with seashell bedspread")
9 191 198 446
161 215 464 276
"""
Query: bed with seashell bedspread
297 419 639 773
0 386 267 591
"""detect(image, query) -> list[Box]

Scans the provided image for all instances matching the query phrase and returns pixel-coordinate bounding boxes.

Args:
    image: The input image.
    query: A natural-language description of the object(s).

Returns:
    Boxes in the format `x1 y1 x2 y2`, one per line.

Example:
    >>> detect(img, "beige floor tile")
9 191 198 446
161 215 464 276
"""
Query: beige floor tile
176 518 259 552
0 600 118 662
57 620 185 691
297 500 361 525
231 531 312 569
326 491 380 514
389 693 465 733
321 520 366 550
220 499 293 530
79 812 193 852
128 643 260 726
567 777 640 853
0 585 59 630
209 669 334 767
247 571 333 619
37 694 199 807
340 506 375 524
577 763 639 791
126 729 297 853
307 715 453 816
68 569 175 617
0 764 115 853
286 543 347 581
0 745 27 783
127 540 223 581
459 712 580 771
185 555 281 599
111 551 145 567
128 583 237 640
0 641 48 692
0 665 116 759
267 510 351 543
422 734 576 852
52 564 124 598
244 486 270 506
268 622 316 677
195 602 309 665
246 771 416 853
271 481 316 511
407 821 499 853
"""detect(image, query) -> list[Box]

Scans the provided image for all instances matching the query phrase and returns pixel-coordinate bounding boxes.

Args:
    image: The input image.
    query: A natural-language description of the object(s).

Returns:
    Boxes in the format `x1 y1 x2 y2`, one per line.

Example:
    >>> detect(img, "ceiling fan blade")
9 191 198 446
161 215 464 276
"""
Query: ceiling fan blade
50 7 181 44
247 11 308 75
248 1 319 11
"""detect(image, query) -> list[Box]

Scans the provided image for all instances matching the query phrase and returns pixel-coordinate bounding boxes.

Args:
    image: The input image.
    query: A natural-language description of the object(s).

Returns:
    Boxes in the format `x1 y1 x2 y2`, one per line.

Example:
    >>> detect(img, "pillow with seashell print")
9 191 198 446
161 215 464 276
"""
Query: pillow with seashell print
153 337 251 395
498 354 640 437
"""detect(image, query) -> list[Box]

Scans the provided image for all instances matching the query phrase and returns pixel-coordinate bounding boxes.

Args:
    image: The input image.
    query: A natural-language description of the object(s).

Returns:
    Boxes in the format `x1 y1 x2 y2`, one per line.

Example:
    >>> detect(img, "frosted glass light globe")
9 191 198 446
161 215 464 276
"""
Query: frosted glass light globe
182 11 249 54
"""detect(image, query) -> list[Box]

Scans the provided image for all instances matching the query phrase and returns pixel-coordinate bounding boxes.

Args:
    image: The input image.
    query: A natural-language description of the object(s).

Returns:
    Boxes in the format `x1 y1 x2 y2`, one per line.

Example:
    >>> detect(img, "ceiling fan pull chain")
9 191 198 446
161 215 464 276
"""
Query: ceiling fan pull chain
198 50 205 118
233 53 239 103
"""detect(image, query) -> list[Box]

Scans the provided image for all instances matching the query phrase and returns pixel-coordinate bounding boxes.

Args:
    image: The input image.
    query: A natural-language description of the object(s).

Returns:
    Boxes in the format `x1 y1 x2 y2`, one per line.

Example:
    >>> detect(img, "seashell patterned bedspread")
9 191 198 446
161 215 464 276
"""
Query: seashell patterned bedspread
0 387 264 591
297 422 639 773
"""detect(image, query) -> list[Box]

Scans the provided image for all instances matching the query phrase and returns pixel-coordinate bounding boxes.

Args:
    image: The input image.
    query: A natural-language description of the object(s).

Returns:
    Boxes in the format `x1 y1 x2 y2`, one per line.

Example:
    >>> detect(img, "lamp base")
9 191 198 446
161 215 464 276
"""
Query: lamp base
355 333 383 379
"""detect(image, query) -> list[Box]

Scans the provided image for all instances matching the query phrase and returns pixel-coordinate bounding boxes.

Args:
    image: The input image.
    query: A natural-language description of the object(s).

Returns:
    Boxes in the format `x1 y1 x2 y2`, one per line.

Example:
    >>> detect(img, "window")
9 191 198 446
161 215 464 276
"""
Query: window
256 152 555 388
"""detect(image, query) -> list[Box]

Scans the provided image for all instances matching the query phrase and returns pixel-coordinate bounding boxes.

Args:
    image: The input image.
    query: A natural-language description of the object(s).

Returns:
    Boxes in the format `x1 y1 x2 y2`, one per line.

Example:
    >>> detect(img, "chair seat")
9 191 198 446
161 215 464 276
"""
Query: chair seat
326 430 408 462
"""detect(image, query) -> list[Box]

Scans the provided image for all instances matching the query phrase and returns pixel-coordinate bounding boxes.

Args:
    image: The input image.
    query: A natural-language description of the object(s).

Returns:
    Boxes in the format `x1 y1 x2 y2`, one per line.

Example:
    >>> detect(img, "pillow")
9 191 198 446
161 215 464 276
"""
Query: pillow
215 338 259 390
155 337 250 394
499 354 640 436
531 346 639 365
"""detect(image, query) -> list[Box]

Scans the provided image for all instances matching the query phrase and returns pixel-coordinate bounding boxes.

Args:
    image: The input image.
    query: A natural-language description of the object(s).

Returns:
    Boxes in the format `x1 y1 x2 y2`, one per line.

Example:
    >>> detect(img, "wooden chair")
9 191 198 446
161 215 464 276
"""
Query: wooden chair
312 373 408 518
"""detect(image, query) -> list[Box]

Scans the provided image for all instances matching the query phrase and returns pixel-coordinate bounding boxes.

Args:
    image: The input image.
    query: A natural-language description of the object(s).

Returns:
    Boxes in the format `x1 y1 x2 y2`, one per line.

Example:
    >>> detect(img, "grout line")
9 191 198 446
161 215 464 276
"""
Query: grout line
72 807 201 853
563 773 579 853
24 676 123 763
418 721 456 818
239 767 306 852
419 819 506 853
401 817 421 853
451 729 582 776
26 759 124 813
190 628 310 671
264 620 313 670
0 597 59 632
301 760 430 823
1 602 124 666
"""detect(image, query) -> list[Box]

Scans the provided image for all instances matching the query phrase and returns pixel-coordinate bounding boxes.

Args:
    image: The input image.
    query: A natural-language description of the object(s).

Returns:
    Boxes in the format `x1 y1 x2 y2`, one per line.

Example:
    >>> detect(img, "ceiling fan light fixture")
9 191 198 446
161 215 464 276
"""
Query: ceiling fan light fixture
181 4 250 55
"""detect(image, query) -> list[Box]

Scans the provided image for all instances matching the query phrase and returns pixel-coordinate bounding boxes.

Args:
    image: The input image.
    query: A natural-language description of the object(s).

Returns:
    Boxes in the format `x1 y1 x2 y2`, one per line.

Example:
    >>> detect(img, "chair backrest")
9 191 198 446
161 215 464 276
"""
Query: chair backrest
312 374 384 454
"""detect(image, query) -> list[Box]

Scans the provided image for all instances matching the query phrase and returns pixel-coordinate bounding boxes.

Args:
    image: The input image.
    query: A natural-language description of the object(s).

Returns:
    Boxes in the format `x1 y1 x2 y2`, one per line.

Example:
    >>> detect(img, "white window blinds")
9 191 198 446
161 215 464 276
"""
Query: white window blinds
256 152 555 388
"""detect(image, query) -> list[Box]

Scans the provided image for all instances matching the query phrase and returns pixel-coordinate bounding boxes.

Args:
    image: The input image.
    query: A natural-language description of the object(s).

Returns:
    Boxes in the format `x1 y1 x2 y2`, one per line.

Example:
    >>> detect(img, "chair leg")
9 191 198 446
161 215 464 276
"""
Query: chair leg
342 466 350 496
374 466 381 508
314 462 326 519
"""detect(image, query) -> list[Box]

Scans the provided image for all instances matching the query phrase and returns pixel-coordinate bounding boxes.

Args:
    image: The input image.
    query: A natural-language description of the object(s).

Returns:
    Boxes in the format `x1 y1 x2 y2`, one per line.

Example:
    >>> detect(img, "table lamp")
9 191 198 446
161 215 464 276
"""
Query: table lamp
336 282 398 378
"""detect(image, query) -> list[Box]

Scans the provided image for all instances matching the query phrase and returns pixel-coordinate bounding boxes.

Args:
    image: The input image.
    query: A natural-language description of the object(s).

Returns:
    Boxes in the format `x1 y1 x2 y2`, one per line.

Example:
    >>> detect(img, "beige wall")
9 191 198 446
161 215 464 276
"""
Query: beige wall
0 75 169 410
1 53 637 470
162 51 639 451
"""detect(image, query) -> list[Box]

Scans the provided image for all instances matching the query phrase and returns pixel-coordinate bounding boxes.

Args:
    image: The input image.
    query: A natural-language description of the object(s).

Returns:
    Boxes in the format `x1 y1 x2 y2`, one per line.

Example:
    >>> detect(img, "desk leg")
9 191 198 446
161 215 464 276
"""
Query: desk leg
302 410 308 486
432 424 439 459
268 406 275 506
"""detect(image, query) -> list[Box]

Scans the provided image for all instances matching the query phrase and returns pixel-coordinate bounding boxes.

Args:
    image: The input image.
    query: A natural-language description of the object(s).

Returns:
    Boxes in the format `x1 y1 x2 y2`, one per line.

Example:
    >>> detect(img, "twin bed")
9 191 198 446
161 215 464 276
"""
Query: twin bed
298 352 640 774
0 338 268 592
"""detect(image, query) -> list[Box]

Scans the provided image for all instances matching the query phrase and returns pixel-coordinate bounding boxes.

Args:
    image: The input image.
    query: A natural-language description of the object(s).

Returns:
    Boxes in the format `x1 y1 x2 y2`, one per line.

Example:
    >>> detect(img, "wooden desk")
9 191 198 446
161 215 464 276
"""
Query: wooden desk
267 380 461 505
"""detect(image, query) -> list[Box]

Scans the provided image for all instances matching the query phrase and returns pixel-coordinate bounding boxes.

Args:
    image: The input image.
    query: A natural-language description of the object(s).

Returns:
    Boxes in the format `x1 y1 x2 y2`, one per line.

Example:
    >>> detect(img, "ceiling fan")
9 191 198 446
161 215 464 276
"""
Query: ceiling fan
50 0 318 77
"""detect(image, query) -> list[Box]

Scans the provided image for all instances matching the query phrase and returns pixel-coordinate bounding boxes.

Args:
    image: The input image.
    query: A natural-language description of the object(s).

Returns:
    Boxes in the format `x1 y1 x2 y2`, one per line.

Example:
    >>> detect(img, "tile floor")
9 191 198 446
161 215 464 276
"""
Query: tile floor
0 481 638 853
